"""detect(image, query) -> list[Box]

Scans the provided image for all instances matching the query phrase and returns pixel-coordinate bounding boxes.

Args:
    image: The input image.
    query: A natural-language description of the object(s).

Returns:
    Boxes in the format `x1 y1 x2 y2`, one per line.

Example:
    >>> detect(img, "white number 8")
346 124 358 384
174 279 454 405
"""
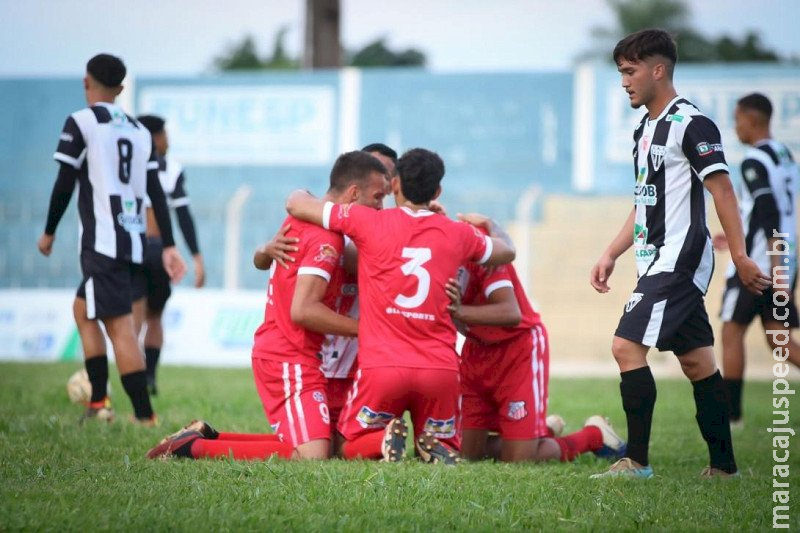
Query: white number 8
394 247 432 309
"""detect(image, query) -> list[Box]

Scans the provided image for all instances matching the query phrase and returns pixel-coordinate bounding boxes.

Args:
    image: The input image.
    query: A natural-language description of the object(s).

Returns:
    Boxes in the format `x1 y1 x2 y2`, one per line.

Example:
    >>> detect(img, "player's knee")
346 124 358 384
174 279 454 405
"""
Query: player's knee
611 337 642 365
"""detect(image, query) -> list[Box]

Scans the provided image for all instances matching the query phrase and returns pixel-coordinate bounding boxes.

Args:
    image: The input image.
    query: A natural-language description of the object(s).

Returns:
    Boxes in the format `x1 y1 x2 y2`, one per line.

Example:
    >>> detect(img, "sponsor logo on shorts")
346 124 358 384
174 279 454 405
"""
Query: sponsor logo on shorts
356 405 394 429
625 292 644 312
313 391 325 402
650 144 666 171
507 401 528 421
423 416 456 439
314 243 339 265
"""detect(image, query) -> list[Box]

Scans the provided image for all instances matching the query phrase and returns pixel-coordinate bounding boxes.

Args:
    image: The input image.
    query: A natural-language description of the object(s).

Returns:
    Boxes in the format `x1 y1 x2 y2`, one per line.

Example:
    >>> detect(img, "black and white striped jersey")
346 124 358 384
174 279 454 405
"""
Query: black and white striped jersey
144 155 190 209
726 139 799 282
632 96 728 294
54 102 157 263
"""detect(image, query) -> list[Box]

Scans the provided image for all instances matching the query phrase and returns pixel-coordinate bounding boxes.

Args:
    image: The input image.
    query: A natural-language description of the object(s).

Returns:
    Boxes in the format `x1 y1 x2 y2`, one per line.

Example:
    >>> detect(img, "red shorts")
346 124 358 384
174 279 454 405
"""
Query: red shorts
327 376 354 429
252 357 331 448
460 325 550 440
337 366 461 451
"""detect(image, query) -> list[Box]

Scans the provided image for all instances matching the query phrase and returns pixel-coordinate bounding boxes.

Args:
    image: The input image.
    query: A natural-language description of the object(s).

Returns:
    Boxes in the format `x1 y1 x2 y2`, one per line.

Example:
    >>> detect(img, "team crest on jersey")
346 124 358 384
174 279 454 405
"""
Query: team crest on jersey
650 145 666 171
625 293 644 312
314 243 339 265
507 401 528 420
356 406 394 428
423 417 456 439
313 391 325 403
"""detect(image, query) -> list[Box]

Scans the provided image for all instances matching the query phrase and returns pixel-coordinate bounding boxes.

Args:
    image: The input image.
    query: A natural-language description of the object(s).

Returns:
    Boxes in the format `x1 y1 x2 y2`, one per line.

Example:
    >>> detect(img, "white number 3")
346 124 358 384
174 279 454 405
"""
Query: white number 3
394 247 432 309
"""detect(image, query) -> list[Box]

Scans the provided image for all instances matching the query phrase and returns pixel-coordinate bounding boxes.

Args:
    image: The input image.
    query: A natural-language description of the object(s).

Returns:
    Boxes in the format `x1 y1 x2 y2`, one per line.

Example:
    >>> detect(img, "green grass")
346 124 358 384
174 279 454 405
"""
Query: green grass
1 362 797 531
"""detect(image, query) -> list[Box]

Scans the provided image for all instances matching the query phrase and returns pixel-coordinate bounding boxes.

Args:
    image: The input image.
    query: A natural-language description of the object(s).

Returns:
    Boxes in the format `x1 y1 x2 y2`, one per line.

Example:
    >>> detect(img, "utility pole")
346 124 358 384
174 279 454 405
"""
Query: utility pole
303 0 341 69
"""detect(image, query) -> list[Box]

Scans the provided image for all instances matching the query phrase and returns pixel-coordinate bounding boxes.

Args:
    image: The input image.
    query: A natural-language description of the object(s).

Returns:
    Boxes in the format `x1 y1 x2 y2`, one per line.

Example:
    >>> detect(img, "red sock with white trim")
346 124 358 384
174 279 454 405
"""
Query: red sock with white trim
554 426 603 461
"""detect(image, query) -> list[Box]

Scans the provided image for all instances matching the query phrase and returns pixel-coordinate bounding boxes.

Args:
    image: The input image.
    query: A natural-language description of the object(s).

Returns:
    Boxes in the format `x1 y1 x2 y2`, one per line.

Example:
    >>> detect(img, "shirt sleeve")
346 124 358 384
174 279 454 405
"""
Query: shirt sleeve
169 172 191 208
297 227 344 282
480 265 514 299
324 202 376 248
681 115 728 180
458 222 492 265
53 116 86 169
742 158 780 237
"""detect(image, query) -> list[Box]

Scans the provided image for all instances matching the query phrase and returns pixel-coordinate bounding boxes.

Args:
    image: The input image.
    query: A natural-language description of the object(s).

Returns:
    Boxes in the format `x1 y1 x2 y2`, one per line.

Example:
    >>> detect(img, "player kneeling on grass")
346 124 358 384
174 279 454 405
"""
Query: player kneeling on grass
444 221 626 463
147 151 388 461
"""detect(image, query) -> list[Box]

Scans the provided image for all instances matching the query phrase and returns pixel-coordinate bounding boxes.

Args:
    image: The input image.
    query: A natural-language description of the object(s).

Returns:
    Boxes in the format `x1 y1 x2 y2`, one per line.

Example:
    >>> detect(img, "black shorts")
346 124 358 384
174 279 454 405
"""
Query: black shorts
615 272 714 356
77 249 146 320
143 237 172 312
720 275 799 328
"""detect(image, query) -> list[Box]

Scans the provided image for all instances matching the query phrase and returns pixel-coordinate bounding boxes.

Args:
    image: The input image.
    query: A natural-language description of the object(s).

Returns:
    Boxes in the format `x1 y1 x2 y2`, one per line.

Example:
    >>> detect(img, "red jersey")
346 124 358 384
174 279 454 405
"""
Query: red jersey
252 215 345 364
324 203 491 371
457 261 542 344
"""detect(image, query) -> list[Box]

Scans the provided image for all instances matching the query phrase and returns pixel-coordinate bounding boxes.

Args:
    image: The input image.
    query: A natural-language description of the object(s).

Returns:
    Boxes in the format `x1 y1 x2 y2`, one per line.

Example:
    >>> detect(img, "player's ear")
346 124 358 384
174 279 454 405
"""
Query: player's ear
83 76 90 91
390 176 401 195
345 183 359 203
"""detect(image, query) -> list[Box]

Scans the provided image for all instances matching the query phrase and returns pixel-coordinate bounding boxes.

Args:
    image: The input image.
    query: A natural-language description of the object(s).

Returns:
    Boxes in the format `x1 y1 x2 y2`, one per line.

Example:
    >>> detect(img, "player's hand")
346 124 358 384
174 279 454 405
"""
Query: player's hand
162 246 187 284
193 254 206 288
733 256 772 295
590 254 616 293
712 233 729 251
37 233 55 256
456 212 491 230
428 200 448 217
259 224 300 270
445 277 462 317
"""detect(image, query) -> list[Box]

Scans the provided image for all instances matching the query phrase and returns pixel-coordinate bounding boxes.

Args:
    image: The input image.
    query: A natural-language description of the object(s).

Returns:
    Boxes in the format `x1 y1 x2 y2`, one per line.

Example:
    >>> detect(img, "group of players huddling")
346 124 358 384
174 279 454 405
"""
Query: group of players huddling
42 27 799 479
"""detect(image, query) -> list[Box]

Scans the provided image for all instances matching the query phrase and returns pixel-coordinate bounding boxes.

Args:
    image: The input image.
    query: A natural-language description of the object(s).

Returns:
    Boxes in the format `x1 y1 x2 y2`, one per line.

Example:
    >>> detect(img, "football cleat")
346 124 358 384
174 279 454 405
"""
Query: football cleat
146 429 202 460
381 418 408 462
590 457 654 479
415 431 461 465
79 397 114 424
546 414 566 437
585 415 626 460
155 420 219 449
700 466 740 479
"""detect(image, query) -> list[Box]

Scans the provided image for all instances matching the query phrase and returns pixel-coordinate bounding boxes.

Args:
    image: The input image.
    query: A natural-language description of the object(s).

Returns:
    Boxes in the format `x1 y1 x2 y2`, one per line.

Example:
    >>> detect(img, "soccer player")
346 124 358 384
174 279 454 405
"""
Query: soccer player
147 151 388 460
136 114 206 396
285 147 516 463
589 29 770 478
716 93 800 426
446 248 626 464
38 54 185 424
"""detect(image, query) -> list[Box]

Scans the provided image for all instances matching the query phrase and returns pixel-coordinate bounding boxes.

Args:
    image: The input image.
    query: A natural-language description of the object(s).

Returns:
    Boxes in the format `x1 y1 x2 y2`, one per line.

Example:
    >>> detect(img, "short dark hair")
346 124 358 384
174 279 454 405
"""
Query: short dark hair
737 92 772 120
137 114 165 135
613 29 677 74
361 143 398 162
328 151 387 193
395 148 445 204
86 53 126 87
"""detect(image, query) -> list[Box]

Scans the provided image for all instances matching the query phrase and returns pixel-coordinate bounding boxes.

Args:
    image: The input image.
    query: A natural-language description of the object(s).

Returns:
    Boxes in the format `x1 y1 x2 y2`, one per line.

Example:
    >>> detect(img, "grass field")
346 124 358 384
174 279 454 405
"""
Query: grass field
1 361 797 531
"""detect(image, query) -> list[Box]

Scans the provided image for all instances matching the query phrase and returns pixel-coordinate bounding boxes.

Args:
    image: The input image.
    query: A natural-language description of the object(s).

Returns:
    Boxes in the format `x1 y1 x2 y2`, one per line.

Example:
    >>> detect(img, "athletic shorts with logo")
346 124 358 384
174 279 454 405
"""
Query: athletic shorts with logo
143 236 172 312
461 325 550 440
616 271 713 355
721 275 799 327
251 357 331 448
77 249 146 319
337 366 461 451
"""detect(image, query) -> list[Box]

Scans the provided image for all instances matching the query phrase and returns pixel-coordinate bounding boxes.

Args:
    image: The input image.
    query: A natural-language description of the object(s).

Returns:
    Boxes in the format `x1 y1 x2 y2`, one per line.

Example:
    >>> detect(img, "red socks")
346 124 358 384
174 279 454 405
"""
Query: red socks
554 426 603 462
341 431 384 460
216 432 281 442
190 436 292 460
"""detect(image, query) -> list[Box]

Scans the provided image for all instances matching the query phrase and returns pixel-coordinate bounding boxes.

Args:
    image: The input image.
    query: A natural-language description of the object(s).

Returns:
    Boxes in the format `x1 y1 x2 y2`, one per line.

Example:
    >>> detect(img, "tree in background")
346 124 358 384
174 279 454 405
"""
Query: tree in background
588 0 781 62
348 38 426 68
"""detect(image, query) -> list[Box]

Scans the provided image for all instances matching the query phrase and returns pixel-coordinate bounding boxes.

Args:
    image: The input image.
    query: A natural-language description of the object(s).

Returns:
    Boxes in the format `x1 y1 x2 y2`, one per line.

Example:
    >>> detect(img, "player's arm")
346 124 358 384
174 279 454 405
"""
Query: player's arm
291 274 359 337
740 158 783 272
174 205 204 287
590 207 635 293
285 189 325 227
254 224 299 270
456 213 516 266
147 165 186 283
705 172 771 294
38 163 78 256
446 278 521 327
